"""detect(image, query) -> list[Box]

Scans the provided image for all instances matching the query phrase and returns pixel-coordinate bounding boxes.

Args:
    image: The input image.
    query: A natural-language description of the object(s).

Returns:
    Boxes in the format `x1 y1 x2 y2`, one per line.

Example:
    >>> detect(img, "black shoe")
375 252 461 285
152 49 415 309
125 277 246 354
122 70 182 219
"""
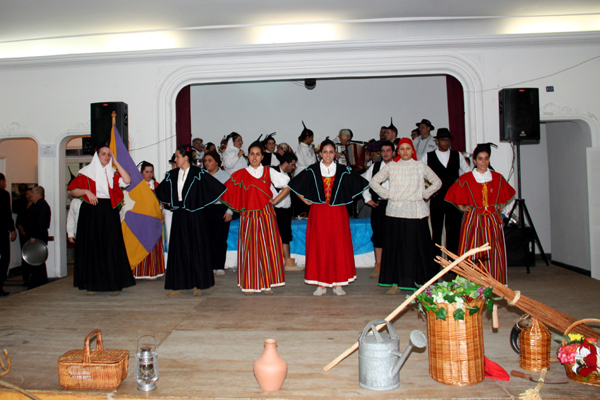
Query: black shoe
0 290 9 297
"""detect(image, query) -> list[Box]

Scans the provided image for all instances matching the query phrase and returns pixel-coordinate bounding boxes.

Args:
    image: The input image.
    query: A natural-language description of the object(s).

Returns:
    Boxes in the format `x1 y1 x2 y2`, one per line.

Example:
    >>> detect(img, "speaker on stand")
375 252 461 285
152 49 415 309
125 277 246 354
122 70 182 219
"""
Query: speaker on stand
88 102 128 154
499 88 549 271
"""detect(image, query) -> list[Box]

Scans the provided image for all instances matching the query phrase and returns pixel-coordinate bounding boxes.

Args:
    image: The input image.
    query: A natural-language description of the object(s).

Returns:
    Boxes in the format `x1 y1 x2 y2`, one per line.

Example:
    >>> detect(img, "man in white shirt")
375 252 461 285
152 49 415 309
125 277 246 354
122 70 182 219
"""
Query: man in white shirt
422 128 471 256
192 138 205 166
413 119 438 160
362 140 395 278
334 129 352 166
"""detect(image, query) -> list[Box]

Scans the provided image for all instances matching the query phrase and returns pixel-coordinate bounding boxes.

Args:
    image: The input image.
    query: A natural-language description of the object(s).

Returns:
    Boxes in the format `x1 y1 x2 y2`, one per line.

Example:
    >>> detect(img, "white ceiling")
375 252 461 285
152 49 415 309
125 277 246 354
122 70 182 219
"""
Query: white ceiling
2 0 600 43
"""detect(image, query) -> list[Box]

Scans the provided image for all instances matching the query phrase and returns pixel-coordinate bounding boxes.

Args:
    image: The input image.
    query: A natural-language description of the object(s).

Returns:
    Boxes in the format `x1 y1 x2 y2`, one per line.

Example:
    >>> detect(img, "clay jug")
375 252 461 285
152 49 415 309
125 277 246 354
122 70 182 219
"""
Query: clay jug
253 339 288 391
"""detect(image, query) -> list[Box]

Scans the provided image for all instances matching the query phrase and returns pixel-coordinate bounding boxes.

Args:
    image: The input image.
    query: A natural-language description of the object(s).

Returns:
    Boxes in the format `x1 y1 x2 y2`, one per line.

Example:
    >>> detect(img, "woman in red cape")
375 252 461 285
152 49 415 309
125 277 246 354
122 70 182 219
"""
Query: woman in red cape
220 137 291 295
445 143 515 284
288 138 369 296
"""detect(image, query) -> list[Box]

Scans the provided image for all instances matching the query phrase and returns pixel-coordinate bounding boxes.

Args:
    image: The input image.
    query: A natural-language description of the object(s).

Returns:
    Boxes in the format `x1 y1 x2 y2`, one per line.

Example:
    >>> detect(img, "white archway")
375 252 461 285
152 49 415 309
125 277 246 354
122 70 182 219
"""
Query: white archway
155 45 485 177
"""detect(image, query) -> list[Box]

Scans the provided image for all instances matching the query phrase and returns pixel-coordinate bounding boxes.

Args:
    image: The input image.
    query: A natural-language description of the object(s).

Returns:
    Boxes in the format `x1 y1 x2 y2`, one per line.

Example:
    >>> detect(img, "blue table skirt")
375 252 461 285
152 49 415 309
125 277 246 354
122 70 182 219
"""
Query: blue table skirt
227 217 374 256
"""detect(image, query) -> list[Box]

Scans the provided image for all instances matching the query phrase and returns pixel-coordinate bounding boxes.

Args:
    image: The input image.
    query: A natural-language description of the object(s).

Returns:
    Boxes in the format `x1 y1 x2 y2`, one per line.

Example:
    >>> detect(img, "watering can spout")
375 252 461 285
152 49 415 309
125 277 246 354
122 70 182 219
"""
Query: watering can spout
389 330 427 378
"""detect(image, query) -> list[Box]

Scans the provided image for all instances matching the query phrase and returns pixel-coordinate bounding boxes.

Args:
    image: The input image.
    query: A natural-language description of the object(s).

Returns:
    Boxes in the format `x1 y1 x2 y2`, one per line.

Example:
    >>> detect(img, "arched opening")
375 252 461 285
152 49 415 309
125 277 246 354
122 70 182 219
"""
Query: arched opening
520 118 594 274
56 131 91 278
182 74 465 154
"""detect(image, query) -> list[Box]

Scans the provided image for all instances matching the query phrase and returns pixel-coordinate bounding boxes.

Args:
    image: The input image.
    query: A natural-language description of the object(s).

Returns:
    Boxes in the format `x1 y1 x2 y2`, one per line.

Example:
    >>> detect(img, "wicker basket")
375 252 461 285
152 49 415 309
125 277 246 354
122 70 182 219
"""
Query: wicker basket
58 329 129 389
519 316 551 372
560 318 600 387
427 299 485 386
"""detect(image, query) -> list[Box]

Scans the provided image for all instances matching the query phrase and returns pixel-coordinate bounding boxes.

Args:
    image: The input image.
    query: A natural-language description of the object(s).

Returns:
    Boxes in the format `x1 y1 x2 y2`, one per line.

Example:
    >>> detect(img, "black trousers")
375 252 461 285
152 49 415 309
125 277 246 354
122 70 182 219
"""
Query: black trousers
429 194 463 256
0 232 10 289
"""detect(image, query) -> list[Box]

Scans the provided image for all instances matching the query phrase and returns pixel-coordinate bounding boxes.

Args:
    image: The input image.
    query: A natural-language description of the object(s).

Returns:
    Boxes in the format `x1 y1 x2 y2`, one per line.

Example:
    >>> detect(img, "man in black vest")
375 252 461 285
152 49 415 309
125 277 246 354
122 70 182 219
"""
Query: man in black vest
362 141 395 278
23 186 51 289
271 152 299 270
422 128 470 255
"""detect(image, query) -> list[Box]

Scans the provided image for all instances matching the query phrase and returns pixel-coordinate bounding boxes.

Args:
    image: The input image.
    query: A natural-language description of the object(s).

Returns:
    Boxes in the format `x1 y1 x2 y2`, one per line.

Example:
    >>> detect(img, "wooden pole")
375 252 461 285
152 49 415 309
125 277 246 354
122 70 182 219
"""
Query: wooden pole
323 244 491 371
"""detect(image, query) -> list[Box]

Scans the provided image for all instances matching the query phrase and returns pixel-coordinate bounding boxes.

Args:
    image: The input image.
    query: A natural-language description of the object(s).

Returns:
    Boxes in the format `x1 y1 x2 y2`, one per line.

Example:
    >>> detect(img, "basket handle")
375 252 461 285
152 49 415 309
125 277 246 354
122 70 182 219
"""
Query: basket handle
564 318 600 336
83 329 104 363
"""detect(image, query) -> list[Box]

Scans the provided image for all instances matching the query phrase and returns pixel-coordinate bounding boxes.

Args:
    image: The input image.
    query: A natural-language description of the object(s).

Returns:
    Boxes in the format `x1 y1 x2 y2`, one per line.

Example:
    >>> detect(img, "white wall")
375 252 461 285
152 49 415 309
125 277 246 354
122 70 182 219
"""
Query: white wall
519 125 552 254
190 76 449 147
0 32 599 278
547 121 592 270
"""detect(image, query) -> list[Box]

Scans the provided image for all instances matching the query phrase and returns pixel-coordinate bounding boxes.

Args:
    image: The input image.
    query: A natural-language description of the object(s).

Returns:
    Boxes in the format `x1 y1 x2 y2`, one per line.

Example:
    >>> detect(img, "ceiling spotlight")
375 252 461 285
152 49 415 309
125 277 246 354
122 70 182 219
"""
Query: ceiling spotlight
304 79 316 90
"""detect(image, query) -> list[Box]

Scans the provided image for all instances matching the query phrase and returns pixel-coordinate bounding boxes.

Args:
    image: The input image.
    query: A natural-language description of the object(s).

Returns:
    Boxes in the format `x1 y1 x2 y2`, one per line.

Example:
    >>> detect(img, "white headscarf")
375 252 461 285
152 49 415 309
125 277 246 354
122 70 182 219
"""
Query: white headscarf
78 150 116 190
224 137 238 156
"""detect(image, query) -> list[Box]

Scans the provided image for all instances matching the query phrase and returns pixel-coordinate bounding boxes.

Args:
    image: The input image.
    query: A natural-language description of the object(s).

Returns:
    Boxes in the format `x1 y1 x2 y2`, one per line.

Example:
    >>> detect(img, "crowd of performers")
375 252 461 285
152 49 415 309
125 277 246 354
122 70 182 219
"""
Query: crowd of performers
66 119 515 296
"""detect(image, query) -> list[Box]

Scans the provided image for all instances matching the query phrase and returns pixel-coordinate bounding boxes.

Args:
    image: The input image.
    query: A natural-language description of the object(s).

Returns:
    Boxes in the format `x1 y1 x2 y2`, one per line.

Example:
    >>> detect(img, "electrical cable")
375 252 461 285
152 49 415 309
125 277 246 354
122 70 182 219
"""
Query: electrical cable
128 134 177 152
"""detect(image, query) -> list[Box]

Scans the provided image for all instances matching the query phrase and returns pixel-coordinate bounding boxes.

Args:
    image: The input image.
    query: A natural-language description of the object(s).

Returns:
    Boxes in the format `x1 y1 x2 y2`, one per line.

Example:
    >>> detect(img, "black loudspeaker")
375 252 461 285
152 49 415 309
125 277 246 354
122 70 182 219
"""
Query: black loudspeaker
504 226 535 267
90 102 128 153
499 88 540 142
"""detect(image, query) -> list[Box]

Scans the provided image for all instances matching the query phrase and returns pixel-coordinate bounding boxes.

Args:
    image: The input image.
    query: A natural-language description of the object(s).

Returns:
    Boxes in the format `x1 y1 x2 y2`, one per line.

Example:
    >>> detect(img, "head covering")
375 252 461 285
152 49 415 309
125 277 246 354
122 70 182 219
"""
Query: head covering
169 153 176 165
262 132 276 146
416 118 435 130
299 121 314 141
393 138 417 162
78 150 116 189
434 128 453 140
277 142 294 154
248 134 264 153
388 117 398 134
472 142 498 159
224 135 239 156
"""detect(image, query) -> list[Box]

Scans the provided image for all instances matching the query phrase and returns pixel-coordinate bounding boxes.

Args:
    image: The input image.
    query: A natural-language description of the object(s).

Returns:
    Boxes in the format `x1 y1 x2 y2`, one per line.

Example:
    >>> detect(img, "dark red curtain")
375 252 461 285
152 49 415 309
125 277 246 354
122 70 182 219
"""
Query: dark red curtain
446 75 466 153
175 85 191 147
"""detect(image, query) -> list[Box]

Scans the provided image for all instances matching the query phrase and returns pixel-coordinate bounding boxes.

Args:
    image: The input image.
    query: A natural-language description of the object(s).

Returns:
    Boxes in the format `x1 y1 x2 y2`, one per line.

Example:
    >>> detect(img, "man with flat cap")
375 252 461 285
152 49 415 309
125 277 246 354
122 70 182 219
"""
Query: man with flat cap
422 128 470 256
413 119 438 160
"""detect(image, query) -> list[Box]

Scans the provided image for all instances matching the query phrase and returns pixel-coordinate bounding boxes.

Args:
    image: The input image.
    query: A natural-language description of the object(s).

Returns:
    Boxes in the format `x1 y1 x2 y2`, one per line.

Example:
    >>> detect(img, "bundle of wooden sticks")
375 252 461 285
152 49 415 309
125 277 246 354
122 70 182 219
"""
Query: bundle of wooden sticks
436 246 599 339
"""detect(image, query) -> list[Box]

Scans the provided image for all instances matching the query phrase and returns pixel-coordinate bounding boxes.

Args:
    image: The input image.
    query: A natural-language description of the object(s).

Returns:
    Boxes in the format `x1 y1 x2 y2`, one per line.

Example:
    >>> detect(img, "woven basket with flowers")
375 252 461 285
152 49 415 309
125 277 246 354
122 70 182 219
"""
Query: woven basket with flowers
416 276 501 386
557 318 600 386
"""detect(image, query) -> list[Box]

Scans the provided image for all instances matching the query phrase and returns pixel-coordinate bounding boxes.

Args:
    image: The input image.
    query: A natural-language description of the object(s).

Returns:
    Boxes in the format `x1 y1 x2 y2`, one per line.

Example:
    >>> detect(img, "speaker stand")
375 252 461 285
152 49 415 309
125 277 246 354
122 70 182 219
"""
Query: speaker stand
504 141 550 273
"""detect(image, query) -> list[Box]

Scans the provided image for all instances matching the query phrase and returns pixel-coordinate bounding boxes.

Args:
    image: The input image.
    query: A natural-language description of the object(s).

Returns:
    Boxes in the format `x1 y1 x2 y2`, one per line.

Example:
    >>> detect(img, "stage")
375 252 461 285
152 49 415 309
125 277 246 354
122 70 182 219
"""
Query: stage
1 263 599 400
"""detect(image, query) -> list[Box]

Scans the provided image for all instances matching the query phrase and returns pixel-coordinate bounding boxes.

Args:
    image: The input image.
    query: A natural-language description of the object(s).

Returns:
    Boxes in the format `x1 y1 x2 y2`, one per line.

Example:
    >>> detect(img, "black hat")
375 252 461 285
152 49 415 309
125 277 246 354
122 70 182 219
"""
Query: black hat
416 119 435 130
248 134 264 152
263 132 276 145
472 142 498 158
388 117 397 134
169 153 176 164
434 128 453 140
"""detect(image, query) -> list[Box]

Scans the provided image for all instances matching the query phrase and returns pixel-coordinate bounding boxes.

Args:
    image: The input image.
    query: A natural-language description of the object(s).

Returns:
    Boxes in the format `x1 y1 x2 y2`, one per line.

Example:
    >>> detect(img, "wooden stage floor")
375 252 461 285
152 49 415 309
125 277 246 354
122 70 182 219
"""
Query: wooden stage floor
1 263 599 400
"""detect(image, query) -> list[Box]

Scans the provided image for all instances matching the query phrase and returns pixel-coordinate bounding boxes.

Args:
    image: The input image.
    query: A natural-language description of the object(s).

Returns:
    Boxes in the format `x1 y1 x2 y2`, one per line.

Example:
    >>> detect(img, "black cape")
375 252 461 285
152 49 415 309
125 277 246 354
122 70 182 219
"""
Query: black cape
155 165 227 291
155 165 227 211
288 162 369 206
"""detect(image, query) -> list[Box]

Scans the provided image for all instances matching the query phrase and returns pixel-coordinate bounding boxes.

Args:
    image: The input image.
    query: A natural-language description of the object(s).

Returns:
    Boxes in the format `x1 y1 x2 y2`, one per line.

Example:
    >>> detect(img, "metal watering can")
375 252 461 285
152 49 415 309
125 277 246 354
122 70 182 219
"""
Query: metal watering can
358 319 427 391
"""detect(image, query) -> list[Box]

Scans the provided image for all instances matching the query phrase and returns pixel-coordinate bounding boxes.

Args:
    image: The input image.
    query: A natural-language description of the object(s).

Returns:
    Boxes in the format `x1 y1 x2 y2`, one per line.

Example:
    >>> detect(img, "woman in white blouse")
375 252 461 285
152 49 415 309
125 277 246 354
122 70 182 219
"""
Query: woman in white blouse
294 123 317 217
222 132 249 175
295 123 316 176
369 138 442 295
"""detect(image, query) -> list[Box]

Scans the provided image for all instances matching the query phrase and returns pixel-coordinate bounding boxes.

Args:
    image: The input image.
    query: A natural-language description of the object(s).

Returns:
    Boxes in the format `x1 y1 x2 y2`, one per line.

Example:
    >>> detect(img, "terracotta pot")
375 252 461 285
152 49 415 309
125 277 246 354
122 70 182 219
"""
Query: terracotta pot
253 339 288 391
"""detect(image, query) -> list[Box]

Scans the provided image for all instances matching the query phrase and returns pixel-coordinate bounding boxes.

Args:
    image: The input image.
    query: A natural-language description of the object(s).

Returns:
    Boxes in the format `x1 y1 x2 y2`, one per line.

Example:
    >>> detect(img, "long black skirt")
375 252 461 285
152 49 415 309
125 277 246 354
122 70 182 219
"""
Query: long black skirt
204 203 231 271
378 216 438 290
165 208 215 290
73 199 135 292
